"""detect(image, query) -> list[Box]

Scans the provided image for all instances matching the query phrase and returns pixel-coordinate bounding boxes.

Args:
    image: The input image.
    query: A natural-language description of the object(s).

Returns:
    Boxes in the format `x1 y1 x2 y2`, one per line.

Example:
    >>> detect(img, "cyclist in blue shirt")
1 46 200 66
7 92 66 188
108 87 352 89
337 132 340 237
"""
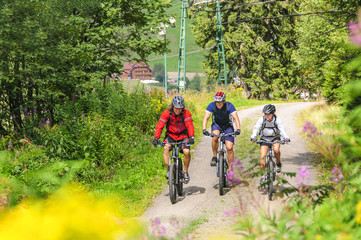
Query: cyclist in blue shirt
202 92 241 171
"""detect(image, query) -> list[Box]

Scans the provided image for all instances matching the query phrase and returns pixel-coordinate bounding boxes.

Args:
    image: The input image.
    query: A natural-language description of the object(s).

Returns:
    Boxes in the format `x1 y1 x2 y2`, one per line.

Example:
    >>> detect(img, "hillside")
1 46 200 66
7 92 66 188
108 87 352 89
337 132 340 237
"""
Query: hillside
147 1 207 73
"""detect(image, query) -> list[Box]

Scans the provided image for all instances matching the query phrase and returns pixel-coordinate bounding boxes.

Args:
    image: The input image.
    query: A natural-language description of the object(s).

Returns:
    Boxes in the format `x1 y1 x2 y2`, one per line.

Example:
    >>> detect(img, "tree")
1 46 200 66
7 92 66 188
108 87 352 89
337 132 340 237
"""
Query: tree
152 63 165 83
192 0 299 99
191 0 361 101
189 74 201 91
0 0 171 135
293 0 361 103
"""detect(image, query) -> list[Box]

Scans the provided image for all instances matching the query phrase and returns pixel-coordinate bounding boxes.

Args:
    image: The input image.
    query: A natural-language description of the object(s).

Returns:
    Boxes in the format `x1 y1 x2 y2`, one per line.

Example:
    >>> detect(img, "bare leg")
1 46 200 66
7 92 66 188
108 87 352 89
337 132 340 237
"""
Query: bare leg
211 129 220 157
163 144 171 171
260 146 268 170
183 148 191 173
273 143 281 164
225 140 234 171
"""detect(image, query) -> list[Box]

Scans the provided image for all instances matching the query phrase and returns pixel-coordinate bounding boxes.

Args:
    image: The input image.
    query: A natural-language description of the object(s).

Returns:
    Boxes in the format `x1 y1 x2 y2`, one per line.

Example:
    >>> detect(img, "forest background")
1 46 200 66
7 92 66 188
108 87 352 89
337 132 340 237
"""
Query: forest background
0 0 361 239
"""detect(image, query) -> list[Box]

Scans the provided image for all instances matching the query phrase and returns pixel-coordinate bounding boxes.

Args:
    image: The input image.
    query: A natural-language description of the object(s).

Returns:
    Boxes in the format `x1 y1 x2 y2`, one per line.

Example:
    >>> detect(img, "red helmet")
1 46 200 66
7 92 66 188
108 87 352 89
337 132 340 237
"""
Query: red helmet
214 92 226 102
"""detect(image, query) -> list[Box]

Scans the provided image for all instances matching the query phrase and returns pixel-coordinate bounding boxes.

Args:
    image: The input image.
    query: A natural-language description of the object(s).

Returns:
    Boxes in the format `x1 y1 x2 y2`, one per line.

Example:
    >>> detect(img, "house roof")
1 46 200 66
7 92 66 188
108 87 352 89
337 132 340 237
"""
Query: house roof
122 62 134 70
122 62 152 71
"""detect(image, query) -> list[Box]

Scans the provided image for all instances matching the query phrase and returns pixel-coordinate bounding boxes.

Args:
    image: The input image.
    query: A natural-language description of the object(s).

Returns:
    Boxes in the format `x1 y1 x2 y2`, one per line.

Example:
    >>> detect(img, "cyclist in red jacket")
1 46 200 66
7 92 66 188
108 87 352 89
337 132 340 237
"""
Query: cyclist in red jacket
153 96 195 184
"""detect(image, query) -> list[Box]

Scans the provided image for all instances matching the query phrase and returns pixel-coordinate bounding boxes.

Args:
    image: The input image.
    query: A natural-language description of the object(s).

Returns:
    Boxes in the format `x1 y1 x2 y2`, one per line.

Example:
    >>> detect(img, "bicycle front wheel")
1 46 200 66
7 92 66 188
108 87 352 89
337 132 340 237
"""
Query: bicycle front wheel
176 158 183 196
219 152 225 196
169 162 177 204
267 159 274 201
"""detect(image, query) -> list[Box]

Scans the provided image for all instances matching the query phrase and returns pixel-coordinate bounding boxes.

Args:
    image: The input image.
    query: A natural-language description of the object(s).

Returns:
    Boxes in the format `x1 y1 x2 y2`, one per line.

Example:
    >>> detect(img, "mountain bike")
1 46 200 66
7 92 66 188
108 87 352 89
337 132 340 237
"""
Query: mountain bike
158 141 192 204
255 139 285 201
210 132 236 196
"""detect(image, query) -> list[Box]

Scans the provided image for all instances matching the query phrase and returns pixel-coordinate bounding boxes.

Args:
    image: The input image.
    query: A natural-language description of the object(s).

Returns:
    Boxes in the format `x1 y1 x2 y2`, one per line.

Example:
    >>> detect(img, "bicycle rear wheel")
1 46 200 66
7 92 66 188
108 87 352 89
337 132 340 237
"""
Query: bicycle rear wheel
219 152 225 195
176 158 183 196
267 159 274 201
169 162 177 204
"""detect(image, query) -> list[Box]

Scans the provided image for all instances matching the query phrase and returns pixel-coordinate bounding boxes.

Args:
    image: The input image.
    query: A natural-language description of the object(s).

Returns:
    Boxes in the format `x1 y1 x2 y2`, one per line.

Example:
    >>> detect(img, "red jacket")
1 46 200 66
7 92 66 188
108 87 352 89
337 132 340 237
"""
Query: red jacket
154 108 195 141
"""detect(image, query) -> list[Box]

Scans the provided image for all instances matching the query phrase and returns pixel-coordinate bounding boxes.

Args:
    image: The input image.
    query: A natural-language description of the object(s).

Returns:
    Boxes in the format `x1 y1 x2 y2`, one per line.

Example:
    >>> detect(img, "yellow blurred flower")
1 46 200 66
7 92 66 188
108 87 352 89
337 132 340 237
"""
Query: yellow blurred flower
356 200 361 225
0 184 145 240
314 234 322 240
337 233 353 240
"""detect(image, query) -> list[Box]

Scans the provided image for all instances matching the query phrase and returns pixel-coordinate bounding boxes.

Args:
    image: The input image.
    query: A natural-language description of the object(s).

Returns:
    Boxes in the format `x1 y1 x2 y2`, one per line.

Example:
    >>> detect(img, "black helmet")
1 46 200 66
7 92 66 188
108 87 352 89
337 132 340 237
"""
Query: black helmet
263 104 276 114
214 92 226 102
172 96 185 108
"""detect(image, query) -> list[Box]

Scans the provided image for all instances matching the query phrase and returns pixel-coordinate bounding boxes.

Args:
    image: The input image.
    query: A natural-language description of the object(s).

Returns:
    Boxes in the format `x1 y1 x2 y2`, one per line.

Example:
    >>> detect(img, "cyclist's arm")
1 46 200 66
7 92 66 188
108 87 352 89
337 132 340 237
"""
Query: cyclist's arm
276 118 290 139
250 117 263 139
202 111 211 130
231 112 241 130
154 109 169 138
184 110 195 137
228 102 241 130
203 102 214 130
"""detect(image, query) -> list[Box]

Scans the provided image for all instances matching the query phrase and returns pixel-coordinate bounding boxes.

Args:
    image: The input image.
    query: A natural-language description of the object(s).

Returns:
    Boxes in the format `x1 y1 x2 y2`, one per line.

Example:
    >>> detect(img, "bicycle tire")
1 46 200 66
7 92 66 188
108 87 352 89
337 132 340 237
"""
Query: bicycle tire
219 152 225 195
272 158 276 181
176 158 183 196
223 159 228 188
267 159 274 201
169 162 177 204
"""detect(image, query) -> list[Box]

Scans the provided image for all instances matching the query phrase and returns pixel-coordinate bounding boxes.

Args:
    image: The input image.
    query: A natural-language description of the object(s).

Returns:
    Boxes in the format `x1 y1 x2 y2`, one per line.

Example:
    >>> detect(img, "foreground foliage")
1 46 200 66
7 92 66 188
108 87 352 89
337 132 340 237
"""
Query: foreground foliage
233 12 361 237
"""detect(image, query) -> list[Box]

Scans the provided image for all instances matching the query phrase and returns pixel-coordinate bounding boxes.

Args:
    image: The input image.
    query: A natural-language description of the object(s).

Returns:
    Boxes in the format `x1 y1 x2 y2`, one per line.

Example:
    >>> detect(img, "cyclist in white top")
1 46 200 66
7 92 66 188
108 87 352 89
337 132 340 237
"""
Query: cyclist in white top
250 104 290 174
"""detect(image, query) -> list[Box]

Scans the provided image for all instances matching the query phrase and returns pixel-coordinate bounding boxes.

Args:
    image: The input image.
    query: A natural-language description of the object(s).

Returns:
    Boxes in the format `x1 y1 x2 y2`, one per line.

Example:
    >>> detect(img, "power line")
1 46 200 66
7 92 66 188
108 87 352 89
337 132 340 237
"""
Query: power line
148 48 211 61
231 10 355 23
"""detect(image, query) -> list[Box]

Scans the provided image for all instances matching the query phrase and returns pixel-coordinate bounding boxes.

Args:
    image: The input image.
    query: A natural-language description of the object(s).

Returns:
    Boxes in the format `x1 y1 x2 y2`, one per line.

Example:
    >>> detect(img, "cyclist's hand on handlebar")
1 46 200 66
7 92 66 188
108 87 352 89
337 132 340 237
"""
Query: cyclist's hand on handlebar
202 129 210 136
235 129 241 135
250 138 256 142
187 136 195 145
152 138 159 147
285 138 291 143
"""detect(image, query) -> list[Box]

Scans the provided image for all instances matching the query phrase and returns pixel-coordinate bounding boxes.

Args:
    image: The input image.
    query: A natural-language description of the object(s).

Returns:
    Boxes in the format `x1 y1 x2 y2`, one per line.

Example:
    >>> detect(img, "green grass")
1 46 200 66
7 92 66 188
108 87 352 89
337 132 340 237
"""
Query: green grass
174 216 208 240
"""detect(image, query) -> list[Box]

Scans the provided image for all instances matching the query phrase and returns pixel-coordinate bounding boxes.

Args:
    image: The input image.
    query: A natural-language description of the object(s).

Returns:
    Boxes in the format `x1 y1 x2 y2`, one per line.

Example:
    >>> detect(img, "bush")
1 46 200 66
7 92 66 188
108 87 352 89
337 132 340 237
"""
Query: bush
4 81 168 204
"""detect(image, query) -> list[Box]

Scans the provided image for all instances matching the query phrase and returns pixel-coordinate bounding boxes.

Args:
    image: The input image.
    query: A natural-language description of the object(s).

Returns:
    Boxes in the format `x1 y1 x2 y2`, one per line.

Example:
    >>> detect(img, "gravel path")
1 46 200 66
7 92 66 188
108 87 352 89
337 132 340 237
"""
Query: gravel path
143 102 318 239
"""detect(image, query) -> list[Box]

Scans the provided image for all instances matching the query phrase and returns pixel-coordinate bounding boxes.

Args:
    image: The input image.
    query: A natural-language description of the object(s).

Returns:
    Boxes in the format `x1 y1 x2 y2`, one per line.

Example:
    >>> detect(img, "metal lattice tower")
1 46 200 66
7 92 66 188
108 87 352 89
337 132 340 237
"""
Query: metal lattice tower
189 0 227 86
216 1 227 86
177 0 187 91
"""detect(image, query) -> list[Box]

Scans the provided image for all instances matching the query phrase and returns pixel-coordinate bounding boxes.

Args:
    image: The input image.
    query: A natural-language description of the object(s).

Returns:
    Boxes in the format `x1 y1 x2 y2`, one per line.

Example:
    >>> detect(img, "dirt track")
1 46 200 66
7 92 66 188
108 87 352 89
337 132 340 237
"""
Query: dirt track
143 102 318 239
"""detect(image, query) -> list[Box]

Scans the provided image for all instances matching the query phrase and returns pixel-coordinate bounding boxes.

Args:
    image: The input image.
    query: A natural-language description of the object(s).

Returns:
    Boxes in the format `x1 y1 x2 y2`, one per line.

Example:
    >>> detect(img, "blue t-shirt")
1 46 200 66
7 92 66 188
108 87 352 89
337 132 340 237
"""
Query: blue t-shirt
205 101 237 115
206 101 237 127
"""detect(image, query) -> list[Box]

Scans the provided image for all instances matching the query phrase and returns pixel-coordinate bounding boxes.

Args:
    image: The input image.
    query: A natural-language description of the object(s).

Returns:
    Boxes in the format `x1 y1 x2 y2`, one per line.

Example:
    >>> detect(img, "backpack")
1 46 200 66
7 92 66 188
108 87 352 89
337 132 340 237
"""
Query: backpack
212 102 233 127
258 116 279 137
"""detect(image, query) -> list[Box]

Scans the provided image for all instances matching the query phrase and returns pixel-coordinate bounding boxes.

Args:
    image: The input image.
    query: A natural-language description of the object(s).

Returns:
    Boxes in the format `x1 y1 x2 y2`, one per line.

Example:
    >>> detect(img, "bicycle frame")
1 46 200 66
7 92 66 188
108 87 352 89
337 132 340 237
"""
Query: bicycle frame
169 142 183 185
256 139 285 200
210 132 236 195
158 141 191 204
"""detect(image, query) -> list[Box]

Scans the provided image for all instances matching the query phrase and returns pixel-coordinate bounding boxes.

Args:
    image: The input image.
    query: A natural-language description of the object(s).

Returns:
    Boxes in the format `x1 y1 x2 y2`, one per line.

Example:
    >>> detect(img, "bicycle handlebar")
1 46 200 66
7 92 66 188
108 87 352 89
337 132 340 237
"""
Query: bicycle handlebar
209 132 237 138
255 139 286 145
157 142 193 148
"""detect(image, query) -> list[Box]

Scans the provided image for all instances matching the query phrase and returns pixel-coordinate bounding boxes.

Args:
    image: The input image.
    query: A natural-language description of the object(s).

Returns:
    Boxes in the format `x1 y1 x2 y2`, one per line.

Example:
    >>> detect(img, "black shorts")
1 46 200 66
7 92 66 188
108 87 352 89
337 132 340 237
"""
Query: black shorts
260 137 281 147
164 135 191 150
